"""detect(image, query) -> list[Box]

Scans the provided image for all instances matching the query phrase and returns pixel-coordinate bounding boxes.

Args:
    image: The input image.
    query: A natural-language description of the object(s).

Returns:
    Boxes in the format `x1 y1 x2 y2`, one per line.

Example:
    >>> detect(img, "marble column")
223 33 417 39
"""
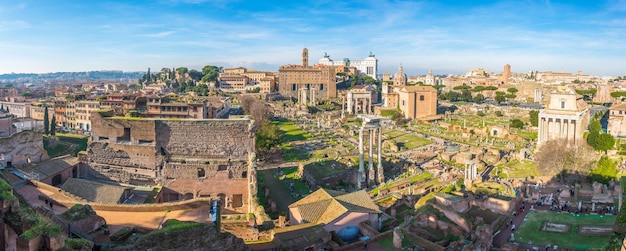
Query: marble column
341 95 345 118
377 127 384 184
368 129 375 186
358 128 365 189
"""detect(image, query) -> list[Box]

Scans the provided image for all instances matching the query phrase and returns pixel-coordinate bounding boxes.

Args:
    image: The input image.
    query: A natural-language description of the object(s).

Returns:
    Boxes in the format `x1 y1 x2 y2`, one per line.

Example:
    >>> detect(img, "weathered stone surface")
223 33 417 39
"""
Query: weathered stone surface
86 113 256 212
105 224 251 251
0 130 48 166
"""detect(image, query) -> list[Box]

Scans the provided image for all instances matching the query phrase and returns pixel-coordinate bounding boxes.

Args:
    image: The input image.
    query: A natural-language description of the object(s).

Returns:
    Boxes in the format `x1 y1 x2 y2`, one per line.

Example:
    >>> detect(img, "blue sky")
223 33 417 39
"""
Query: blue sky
1 0 625 76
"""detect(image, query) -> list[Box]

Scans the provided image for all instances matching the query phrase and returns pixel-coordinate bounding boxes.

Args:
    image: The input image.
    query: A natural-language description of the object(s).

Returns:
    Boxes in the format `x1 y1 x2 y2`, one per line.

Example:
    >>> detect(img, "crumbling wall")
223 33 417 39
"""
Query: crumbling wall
0 130 49 166
105 223 251 251
85 115 256 212
157 120 254 160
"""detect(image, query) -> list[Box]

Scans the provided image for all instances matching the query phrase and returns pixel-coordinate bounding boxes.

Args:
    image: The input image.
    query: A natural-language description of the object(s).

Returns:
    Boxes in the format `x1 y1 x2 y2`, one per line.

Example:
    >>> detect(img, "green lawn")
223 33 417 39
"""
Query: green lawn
56 133 89 156
515 210 616 249
43 138 68 157
499 159 539 178
273 119 312 143
382 129 432 150
275 166 310 198
280 144 311 162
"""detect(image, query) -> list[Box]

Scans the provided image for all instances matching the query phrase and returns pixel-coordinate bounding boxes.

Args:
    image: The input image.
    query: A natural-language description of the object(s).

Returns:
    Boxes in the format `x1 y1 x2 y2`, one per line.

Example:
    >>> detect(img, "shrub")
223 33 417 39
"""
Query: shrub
65 238 93 250
110 226 133 242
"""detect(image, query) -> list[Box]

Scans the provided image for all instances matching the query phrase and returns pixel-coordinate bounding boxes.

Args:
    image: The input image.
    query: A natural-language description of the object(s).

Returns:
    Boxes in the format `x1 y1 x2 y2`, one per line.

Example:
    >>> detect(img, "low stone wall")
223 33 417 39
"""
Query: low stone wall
331 229 392 251
29 180 212 212
401 227 445 251
471 196 517 215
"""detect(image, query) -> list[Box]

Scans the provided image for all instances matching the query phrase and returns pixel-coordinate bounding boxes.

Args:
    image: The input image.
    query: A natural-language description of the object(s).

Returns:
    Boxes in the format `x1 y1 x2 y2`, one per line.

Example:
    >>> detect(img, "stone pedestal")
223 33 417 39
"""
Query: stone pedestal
393 227 403 248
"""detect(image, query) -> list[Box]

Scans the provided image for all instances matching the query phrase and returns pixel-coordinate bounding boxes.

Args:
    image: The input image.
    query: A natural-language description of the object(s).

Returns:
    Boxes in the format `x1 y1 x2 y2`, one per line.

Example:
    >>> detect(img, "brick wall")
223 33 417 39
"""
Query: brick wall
85 113 256 212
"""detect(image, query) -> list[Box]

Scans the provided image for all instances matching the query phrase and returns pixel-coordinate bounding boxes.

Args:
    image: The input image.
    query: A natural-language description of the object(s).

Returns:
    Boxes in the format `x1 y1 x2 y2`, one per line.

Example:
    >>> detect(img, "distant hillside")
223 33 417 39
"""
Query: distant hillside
0 71 145 84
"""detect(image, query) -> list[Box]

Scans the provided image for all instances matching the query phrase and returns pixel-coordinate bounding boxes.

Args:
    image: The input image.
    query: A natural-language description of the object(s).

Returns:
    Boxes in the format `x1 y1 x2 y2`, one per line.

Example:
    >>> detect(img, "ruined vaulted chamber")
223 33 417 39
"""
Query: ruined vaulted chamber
85 111 257 212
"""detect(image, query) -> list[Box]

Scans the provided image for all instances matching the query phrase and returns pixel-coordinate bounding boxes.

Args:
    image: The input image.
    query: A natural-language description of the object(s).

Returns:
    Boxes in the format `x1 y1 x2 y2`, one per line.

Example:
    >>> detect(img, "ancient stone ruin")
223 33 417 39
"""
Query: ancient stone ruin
84 111 257 213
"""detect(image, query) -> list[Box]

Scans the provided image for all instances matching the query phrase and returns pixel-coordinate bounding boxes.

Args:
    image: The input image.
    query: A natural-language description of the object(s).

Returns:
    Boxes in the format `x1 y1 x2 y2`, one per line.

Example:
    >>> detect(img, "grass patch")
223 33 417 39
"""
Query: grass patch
500 159 538 178
274 119 312 143
377 235 403 251
275 166 310 198
515 210 616 249
382 129 432 150
43 137 68 157
280 144 311 162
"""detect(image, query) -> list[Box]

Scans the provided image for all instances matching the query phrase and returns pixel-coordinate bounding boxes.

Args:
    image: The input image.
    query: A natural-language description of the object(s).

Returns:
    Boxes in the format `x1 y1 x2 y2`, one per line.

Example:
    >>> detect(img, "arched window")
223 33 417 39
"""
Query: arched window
51 174 63 186
198 168 206 178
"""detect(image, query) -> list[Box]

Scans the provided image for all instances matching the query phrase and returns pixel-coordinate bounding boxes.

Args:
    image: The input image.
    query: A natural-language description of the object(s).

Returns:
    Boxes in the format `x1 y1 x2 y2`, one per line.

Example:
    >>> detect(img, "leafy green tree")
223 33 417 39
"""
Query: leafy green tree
529 110 539 127
485 86 498 91
595 133 615 152
189 70 203 81
51 116 56 136
460 89 472 101
473 93 485 103
471 86 485 92
176 67 188 75
246 87 261 93
507 87 518 94
453 85 471 90
510 118 525 129
255 120 281 160
201 65 220 83
590 156 618 184
505 93 516 99
444 91 459 101
43 107 49 135
589 119 602 134
194 83 209 96
495 94 506 104
495 111 503 117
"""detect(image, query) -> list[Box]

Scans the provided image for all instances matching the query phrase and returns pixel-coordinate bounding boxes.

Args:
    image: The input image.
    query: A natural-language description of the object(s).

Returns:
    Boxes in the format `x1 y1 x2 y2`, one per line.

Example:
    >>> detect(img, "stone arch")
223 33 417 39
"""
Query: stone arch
51 174 63 187
183 193 194 200
242 171 248 178
197 168 206 178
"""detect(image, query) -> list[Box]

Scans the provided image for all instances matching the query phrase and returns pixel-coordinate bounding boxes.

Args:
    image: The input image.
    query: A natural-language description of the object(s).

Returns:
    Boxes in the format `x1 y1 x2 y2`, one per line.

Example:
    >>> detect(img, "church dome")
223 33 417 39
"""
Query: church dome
393 65 407 86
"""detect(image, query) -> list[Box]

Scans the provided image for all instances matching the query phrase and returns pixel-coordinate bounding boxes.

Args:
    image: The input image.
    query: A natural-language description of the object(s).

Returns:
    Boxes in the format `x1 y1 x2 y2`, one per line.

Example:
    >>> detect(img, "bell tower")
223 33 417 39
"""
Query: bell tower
302 47 309 67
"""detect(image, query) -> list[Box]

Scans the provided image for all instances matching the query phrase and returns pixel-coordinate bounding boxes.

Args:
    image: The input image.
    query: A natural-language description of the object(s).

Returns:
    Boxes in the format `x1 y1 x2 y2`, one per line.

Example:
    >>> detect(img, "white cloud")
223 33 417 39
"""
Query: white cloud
141 31 176 38
0 20 30 31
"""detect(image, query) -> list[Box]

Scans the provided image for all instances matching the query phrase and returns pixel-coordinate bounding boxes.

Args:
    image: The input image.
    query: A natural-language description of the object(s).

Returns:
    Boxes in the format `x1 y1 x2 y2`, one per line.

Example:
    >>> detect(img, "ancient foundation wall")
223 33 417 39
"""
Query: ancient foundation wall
84 116 256 212
470 196 515 215
157 120 253 160
0 130 48 166
86 142 157 183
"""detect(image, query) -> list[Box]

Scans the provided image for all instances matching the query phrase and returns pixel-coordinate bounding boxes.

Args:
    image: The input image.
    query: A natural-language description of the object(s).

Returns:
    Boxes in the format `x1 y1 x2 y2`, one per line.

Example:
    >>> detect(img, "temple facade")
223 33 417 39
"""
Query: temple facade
537 90 590 145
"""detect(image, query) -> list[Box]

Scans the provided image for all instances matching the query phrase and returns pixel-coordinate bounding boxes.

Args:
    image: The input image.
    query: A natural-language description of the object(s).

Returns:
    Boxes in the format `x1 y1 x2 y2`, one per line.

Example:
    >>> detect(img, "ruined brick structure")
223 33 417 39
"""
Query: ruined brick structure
85 111 257 213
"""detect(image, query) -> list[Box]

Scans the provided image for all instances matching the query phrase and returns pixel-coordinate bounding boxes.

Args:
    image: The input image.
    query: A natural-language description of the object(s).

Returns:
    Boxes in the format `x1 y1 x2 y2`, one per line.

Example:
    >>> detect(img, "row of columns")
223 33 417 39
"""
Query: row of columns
539 117 577 144
358 127 384 189
299 87 316 106
347 97 372 115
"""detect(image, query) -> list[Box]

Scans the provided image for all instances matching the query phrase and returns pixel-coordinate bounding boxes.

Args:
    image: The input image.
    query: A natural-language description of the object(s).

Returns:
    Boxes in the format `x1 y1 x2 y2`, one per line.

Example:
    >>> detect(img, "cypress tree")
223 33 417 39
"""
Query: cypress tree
51 116 56 136
43 107 49 135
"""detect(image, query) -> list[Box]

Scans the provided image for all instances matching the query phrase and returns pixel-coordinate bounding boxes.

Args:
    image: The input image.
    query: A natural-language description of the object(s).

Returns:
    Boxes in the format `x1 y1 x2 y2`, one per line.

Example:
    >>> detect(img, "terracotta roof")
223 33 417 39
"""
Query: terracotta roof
610 103 626 111
289 189 380 224
399 85 437 93
61 178 131 204
19 155 79 178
